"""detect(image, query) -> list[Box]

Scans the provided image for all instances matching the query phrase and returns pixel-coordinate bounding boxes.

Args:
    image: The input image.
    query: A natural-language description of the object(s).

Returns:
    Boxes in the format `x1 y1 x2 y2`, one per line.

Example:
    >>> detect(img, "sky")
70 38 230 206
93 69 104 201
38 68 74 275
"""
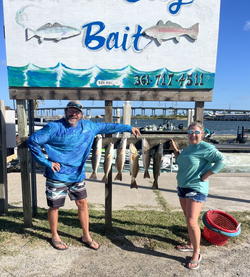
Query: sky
0 0 250 116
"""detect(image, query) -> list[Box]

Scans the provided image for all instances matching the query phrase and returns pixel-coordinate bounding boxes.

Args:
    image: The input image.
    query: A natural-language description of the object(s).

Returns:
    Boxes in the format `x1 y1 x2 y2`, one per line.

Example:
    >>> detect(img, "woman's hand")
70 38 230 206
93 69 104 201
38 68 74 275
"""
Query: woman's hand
201 170 214 182
169 138 179 152
169 138 179 158
51 162 61 173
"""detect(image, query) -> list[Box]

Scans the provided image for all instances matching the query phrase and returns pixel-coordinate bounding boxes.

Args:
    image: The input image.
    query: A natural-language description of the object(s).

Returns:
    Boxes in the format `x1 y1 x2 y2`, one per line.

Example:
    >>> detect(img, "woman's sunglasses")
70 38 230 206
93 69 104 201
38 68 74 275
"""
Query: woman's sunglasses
188 130 202 135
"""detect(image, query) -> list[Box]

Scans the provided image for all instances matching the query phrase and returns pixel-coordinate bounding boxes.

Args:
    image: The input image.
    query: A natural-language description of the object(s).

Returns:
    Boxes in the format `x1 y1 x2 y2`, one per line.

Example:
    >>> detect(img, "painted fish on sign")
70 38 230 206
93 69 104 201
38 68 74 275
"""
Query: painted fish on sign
26 23 81 43
143 20 199 45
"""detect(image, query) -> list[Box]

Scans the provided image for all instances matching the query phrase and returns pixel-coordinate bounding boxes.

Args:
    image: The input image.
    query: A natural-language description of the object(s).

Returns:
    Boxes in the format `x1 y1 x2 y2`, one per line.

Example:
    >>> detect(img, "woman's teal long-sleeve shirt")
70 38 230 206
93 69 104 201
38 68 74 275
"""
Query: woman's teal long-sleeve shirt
26 118 132 182
176 141 227 195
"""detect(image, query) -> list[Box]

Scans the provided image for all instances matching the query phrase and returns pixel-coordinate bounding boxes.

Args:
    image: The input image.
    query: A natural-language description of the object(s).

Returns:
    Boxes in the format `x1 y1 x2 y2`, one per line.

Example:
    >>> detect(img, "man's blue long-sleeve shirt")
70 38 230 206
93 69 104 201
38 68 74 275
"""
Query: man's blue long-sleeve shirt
26 118 132 182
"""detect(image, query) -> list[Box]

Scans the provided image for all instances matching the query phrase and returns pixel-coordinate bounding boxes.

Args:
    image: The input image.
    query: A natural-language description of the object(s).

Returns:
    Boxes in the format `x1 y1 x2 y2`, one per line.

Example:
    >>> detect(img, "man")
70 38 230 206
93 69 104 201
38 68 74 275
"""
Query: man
27 100 141 250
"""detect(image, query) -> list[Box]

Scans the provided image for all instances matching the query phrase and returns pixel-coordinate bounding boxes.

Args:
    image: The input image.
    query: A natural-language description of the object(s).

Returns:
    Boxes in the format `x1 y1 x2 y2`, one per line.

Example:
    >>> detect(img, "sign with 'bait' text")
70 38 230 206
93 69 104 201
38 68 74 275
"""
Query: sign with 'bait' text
3 0 220 92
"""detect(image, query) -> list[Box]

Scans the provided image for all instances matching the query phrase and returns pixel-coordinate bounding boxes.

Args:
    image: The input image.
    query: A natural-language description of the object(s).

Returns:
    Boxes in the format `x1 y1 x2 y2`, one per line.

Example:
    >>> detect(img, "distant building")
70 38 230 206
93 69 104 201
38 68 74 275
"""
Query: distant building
205 114 250 121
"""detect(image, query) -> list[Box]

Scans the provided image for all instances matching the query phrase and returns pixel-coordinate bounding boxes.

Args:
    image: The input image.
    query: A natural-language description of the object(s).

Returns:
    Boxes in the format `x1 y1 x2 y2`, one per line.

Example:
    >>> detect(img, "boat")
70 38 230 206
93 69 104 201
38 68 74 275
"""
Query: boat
140 120 187 135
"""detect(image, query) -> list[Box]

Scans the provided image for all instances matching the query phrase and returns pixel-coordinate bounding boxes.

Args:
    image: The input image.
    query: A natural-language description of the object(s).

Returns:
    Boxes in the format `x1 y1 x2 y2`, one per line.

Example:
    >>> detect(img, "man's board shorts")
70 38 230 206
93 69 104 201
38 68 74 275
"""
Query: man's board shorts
46 178 87 208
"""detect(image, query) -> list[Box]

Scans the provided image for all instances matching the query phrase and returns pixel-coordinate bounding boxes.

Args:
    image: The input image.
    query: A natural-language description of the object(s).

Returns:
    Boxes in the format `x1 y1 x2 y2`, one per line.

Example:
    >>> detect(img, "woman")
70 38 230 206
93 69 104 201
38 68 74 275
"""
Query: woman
170 121 227 270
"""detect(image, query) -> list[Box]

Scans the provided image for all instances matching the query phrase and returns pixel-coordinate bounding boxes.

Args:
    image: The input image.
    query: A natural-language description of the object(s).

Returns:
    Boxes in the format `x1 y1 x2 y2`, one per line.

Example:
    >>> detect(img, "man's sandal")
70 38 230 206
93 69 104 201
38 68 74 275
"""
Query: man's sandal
49 239 68 250
79 237 100 250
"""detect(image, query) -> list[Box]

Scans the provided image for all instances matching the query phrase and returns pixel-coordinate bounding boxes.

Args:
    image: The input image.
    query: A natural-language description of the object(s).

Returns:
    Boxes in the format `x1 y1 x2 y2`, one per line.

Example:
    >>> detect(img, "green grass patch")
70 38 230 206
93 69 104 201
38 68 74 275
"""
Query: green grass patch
0 207 249 254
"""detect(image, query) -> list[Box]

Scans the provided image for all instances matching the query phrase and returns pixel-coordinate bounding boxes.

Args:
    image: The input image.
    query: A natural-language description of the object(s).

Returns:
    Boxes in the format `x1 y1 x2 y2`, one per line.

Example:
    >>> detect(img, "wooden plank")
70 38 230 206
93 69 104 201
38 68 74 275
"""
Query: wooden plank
17 100 32 227
104 101 113 231
9 88 213 102
0 100 8 214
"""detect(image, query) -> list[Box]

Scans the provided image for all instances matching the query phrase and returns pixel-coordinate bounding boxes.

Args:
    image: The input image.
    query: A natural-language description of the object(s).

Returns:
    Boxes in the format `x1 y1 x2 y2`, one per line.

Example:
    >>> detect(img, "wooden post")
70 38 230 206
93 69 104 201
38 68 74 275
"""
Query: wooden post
123 101 131 137
194 101 204 123
104 100 113 231
28 100 37 216
17 100 32 227
0 100 8 214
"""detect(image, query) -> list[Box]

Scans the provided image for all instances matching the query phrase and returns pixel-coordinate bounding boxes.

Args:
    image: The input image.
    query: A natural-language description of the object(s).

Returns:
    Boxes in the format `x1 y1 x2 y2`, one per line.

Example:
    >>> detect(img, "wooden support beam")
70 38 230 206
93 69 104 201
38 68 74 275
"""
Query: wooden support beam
104 100 113 231
9 88 213 102
0 101 8 214
17 100 32 227
194 101 205 123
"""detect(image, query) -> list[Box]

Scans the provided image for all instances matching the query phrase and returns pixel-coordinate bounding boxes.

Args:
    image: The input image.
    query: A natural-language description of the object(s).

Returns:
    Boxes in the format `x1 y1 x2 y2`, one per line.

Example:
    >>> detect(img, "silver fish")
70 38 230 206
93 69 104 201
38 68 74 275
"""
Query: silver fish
144 20 199 45
114 137 127 181
129 143 139 189
142 138 151 179
26 22 81 43
102 142 114 183
152 143 163 189
89 134 102 180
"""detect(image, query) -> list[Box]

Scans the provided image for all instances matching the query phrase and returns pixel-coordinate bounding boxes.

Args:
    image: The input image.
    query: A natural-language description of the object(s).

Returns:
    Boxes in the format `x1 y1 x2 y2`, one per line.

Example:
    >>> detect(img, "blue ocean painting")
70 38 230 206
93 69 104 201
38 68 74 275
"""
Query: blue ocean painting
7 63 215 89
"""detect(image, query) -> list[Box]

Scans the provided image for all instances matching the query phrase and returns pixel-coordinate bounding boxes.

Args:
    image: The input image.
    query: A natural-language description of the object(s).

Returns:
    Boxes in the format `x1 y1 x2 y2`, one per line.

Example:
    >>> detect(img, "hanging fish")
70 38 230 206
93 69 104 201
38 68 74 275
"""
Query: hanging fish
102 142 114 183
142 138 151 179
114 137 127 181
89 134 102 180
129 143 139 189
143 20 199 45
152 143 163 189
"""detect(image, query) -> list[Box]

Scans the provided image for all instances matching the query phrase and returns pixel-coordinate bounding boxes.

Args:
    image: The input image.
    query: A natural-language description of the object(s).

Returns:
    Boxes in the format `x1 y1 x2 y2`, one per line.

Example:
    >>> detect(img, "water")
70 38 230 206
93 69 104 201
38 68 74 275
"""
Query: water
222 153 250 173
91 117 250 135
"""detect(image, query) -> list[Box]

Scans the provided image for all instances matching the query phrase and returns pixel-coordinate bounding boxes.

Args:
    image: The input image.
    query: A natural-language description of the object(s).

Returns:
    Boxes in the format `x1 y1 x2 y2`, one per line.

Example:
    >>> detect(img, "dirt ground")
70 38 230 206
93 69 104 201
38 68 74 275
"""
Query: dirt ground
0 233 250 277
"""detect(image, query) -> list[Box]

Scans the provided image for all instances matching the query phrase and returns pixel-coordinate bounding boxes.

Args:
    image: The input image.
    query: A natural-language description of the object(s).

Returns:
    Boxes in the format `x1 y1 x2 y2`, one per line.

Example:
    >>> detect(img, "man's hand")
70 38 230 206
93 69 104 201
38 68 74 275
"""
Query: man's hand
132 127 141 138
51 162 61 173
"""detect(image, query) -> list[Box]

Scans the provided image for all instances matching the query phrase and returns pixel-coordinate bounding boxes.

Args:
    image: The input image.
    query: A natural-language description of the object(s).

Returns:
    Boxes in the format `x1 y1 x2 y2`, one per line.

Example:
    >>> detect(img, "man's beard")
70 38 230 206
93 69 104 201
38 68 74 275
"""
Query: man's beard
66 115 78 126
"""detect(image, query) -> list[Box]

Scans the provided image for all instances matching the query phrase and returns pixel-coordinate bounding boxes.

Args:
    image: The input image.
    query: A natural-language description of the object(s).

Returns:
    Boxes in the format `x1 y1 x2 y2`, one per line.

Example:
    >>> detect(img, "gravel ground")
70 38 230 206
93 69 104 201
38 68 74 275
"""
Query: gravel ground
1 233 250 277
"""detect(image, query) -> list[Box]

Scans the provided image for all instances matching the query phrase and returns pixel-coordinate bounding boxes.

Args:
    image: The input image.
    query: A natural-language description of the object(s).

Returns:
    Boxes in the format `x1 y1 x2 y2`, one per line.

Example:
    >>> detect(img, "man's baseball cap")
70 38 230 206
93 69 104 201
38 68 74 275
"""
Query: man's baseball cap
66 100 83 112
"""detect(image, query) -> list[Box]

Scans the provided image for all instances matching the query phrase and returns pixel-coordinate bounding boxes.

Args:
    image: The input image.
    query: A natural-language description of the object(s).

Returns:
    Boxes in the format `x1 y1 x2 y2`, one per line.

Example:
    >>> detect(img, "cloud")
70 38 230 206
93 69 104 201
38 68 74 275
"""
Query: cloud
244 20 250 31
237 95 250 100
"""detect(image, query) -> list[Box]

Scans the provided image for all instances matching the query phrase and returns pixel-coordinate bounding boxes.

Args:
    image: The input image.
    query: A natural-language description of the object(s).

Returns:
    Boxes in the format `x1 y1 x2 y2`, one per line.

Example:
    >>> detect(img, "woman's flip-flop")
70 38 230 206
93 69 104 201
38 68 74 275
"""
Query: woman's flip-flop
186 254 202 270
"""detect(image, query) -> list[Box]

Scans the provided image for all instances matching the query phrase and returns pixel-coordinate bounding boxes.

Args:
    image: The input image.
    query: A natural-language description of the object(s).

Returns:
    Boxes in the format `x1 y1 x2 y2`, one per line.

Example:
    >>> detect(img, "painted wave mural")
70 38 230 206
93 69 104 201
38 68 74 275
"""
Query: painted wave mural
7 63 215 89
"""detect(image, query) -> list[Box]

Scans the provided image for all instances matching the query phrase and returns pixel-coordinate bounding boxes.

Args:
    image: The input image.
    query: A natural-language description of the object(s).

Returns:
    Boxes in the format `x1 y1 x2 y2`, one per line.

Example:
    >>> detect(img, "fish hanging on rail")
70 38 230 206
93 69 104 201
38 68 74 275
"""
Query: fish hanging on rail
143 20 199 45
142 138 151 179
152 143 163 189
102 142 114 183
89 134 102 180
114 137 127 181
129 143 139 189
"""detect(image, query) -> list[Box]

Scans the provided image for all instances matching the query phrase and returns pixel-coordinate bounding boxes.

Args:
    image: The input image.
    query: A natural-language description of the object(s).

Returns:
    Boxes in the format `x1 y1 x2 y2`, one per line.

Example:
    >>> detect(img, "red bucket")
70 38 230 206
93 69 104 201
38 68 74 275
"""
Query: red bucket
203 226 230 246
205 210 239 233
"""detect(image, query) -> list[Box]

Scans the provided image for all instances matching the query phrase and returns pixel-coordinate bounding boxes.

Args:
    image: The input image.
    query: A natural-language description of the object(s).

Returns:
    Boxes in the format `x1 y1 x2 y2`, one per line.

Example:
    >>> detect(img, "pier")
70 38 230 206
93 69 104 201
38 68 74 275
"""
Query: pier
35 106 250 119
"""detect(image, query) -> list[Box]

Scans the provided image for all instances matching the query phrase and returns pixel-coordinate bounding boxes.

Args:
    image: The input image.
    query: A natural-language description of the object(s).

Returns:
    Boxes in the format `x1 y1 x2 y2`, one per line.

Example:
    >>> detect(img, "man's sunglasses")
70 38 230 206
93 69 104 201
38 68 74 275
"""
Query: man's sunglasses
67 102 82 109
188 130 202 135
